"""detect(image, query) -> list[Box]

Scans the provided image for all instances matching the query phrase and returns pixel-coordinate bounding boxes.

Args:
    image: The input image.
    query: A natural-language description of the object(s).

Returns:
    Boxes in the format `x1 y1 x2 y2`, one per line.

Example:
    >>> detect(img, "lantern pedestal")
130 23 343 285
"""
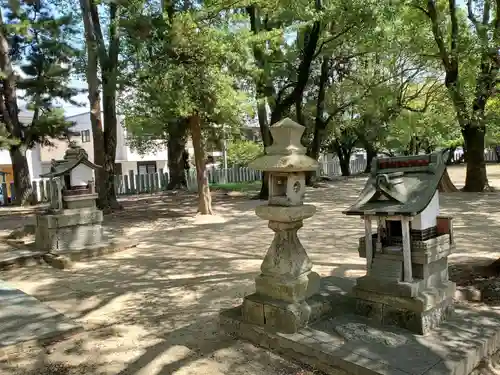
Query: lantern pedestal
241 205 321 333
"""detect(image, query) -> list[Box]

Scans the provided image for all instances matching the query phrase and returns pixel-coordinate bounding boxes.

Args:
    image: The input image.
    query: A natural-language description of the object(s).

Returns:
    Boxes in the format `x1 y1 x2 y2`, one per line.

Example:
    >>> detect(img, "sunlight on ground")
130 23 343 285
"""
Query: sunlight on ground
0 165 499 375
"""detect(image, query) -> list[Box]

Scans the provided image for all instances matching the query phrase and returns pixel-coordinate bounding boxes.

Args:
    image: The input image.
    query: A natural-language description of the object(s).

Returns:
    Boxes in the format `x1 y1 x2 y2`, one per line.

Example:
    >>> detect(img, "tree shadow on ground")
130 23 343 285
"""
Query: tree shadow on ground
2 166 500 374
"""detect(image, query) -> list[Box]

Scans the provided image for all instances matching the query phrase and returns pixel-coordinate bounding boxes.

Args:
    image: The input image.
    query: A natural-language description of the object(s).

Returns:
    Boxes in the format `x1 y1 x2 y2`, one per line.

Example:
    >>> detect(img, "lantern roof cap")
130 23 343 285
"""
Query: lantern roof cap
249 118 318 172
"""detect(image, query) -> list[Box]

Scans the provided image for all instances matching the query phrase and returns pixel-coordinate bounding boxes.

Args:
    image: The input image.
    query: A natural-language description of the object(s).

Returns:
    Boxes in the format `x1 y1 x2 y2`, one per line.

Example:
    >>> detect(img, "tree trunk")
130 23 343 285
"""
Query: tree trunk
167 121 188 190
101 78 121 210
256 95 272 200
306 57 330 186
462 124 487 192
364 145 377 173
339 155 351 176
9 146 34 205
438 169 459 192
81 0 107 209
86 52 109 210
189 113 212 214
101 97 119 209
0 10 32 205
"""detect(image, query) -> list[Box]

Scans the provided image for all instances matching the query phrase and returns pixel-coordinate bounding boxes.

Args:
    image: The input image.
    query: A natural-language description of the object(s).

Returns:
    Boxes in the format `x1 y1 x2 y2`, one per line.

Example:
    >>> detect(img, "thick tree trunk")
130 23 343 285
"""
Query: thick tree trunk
462 124 487 192
339 155 351 176
247 5 273 200
256 96 272 200
101 82 121 210
306 57 330 186
9 146 33 205
0 11 32 205
364 145 377 173
81 0 106 209
189 113 212 215
86 45 108 209
167 121 188 189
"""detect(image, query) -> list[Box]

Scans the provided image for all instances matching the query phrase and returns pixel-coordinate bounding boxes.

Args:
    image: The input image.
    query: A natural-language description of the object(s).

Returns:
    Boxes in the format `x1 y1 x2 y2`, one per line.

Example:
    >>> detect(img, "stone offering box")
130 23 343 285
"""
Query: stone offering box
35 144 105 253
343 152 455 335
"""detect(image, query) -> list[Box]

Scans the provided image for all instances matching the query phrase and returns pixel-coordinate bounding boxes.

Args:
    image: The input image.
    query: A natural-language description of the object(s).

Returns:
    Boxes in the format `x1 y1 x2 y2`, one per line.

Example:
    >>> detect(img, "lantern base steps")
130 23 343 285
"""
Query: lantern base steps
220 276 500 375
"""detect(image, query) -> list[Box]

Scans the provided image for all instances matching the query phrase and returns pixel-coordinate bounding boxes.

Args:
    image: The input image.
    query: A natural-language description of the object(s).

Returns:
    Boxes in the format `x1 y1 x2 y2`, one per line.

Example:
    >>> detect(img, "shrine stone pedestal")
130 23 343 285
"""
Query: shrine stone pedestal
35 203 104 253
353 232 456 335
35 145 108 254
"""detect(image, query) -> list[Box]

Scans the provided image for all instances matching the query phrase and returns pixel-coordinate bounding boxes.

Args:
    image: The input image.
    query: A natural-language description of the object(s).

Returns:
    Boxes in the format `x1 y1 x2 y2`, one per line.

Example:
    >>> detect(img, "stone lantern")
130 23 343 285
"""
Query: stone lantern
35 144 105 253
240 118 321 334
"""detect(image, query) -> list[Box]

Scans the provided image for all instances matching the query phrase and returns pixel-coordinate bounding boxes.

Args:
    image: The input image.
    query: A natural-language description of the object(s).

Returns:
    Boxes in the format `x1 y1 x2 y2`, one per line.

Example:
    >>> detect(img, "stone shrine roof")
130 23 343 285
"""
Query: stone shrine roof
40 144 101 178
343 150 448 217
249 118 318 172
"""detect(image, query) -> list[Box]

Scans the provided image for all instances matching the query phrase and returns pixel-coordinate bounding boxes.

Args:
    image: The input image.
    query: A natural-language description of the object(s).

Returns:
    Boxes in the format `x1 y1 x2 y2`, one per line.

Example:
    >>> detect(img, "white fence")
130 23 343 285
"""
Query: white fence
1 149 498 205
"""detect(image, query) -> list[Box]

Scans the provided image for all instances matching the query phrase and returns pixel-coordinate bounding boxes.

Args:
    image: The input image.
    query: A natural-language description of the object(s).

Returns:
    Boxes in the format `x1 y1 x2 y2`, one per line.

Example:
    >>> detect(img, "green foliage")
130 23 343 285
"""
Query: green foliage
485 96 500 146
227 140 263 167
2 0 83 147
122 6 252 150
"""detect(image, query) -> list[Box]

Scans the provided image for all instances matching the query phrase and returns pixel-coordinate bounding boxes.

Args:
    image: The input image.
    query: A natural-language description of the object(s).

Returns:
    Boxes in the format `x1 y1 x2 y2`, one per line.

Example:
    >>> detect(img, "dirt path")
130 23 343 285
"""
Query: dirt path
0 165 500 375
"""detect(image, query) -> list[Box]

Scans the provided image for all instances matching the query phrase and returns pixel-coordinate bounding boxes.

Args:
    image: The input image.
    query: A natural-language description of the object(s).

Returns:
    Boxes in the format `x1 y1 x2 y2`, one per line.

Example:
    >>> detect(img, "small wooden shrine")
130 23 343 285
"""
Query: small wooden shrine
343 151 456 334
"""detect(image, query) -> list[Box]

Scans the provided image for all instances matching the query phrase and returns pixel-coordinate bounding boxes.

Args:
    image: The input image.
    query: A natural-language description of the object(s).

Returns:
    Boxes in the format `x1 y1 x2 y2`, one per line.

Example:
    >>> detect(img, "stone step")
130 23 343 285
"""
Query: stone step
0 281 82 357
221 276 500 375
0 249 46 270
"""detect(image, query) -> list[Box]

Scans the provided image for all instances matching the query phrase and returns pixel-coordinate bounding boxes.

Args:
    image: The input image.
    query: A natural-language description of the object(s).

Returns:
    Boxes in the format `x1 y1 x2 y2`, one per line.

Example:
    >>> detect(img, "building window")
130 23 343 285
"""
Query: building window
81 130 91 143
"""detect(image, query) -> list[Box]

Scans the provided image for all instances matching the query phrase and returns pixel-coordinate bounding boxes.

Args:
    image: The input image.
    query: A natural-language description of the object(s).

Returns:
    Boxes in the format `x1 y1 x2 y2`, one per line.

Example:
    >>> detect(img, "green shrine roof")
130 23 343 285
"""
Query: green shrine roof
343 150 448 217
40 144 101 178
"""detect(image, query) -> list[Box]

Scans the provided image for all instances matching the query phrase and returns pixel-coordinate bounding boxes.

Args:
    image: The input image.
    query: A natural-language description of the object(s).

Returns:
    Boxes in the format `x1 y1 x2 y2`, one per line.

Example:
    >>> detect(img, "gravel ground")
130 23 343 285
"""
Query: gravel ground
1 165 500 375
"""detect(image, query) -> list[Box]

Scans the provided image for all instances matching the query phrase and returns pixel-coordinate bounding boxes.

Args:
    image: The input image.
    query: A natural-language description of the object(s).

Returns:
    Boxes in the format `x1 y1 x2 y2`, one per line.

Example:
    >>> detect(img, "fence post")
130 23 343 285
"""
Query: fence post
9 182 15 204
140 174 145 193
150 173 156 192
1 182 8 205
38 180 43 202
159 169 164 189
162 172 169 190
124 175 130 194
113 175 120 195
32 182 39 204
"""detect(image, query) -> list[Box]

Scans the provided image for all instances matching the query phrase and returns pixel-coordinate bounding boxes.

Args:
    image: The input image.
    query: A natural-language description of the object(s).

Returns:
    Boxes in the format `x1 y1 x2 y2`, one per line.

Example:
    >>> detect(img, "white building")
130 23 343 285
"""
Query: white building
0 111 170 186
33 111 169 179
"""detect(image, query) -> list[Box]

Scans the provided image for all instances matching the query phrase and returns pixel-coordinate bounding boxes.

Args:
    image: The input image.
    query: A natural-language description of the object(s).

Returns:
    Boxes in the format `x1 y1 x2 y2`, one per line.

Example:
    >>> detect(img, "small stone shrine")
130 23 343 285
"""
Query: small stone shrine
343 151 455 334
221 138 500 375
230 118 323 333
35 144 105 253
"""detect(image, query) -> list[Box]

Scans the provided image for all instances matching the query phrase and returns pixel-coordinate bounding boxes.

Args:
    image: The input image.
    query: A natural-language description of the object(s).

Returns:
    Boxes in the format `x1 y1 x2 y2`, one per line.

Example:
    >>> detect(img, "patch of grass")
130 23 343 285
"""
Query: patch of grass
210 181 261 192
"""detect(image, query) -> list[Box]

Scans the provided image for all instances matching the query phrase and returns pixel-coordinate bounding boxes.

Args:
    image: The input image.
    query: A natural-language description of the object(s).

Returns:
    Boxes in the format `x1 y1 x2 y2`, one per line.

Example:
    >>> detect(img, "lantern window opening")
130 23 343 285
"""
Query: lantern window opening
270 173 288 198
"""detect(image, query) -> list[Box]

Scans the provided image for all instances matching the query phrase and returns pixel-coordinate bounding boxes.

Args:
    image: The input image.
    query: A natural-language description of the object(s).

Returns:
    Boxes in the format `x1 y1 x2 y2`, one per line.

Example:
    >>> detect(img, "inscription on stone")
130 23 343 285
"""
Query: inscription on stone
334 322 408 347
